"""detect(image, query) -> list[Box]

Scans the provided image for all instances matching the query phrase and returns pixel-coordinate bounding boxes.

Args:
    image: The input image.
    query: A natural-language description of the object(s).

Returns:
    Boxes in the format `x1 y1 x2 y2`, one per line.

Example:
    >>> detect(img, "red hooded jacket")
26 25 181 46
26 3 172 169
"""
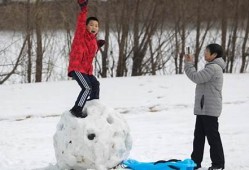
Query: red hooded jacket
68 7 98 76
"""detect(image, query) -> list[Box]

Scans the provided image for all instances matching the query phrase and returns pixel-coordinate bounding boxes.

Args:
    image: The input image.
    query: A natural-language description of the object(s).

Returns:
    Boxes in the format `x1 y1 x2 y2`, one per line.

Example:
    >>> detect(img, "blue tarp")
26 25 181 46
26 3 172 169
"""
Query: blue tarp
122 158 196 170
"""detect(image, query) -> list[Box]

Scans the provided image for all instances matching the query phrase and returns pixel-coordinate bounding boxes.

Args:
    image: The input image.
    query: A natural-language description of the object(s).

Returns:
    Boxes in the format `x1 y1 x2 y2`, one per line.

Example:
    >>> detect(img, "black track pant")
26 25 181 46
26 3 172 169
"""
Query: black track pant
191 115 225 168
71 71 100 110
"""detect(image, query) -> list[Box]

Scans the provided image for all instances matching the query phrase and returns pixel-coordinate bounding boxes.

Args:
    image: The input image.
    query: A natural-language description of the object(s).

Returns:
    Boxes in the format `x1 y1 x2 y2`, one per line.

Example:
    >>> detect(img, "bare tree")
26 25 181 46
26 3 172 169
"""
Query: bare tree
0 37 27 84
35 0 43 82
2 0 249 85
146 34 171 75
99 0 110 78
240 1 249 73
228 0 239 73
116 0 130 77
194 0 212 70
221 0 228 63
194 0 201 70
26 0 33 83
174 23 180 74
172 0 181 75
143 1 172 75
131 0 160 76
178 0 187 74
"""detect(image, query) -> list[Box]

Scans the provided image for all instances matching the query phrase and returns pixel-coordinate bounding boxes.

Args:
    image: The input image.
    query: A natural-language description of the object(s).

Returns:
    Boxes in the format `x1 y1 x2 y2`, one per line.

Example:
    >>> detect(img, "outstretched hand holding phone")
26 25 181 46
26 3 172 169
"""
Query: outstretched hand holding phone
184 47 194 62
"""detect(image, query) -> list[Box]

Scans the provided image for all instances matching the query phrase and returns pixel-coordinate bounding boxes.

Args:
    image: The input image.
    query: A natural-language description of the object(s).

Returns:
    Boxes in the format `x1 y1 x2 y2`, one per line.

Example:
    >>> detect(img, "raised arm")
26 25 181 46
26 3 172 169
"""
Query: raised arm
184 61 215 84
74 0 88 40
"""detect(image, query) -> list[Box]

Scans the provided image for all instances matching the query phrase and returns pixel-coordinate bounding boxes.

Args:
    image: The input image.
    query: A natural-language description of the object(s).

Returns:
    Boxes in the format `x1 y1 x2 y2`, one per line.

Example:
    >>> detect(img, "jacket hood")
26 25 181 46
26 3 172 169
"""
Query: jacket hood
209 57 226 70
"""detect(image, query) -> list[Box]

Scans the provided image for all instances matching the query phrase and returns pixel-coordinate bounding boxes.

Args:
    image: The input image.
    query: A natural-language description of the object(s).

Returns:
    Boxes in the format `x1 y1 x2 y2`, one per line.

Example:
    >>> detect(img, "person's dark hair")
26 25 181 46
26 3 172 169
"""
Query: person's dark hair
206 43 223 58
86 17 99 25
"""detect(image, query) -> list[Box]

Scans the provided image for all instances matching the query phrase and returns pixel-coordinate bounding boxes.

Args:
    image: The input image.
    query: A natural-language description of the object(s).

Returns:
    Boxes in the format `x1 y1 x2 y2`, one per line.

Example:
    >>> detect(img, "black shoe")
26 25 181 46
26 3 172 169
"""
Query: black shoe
70 108 87 118
208 166 224 170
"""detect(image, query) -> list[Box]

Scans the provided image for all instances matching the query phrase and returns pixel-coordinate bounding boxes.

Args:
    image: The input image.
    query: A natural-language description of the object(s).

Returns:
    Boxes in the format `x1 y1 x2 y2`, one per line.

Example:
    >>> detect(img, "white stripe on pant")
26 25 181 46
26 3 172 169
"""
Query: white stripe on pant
75 71 91 107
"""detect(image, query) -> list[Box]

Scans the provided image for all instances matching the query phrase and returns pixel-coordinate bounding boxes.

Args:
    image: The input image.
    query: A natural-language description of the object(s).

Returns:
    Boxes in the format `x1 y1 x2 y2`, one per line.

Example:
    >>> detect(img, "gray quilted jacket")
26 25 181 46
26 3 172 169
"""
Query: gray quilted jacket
184 58 226 117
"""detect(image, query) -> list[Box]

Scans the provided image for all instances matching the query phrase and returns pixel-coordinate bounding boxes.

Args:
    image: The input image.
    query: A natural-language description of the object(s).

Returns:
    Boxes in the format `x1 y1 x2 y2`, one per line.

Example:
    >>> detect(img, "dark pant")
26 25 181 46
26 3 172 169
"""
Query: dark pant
191 115 225 168
71 71 100 110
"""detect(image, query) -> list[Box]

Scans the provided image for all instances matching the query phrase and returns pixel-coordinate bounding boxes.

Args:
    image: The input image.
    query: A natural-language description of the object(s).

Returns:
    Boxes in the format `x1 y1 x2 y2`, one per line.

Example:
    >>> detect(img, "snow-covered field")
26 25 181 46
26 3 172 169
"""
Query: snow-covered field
0 74 249 170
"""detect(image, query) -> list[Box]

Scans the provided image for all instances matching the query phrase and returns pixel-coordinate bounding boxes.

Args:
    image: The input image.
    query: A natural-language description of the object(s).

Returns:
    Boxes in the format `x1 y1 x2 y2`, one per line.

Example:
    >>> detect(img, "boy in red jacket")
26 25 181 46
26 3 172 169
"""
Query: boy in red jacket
68 0 105 118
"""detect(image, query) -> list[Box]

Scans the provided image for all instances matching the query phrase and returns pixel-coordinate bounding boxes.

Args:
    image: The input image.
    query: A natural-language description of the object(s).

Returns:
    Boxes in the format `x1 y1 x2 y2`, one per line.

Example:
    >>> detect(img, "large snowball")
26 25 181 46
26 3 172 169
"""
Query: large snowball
53 100 132 170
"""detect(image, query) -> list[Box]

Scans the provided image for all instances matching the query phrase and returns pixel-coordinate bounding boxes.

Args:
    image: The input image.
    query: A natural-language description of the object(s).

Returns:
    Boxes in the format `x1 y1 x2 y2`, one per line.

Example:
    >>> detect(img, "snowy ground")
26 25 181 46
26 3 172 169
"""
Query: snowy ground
0 74 249 170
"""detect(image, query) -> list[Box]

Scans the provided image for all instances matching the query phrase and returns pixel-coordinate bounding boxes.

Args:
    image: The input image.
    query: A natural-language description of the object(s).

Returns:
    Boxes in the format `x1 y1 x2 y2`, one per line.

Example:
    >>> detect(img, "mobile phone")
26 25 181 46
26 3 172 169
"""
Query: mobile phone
186 47 190 55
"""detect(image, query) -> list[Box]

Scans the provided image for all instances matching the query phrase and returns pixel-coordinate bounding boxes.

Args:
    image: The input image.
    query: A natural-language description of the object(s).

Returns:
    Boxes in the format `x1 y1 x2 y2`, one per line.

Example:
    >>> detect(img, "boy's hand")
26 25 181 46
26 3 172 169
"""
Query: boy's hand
78 0 88 9
97 40 106 48
184 54 194 62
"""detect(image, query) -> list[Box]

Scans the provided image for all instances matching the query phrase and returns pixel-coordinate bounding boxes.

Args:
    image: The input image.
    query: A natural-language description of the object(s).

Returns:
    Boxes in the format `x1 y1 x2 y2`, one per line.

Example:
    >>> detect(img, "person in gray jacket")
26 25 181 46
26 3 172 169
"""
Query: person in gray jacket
184 44 225 170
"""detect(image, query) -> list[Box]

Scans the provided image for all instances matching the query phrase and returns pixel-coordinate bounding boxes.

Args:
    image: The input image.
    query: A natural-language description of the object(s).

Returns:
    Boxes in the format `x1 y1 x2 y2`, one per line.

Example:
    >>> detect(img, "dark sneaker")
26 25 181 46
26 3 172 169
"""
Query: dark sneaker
70 108 87 118
208 166 224 170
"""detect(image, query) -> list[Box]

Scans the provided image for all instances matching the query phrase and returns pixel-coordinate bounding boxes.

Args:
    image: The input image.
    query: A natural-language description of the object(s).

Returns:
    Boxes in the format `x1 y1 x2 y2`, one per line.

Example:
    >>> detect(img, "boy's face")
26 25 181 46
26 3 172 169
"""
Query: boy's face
86 20 99 35
204 48 217 62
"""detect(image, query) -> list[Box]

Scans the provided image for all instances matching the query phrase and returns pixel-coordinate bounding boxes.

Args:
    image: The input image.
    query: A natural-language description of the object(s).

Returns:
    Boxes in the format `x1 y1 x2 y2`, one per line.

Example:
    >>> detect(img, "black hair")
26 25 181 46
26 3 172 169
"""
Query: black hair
206 43 223 58
86 17 99 25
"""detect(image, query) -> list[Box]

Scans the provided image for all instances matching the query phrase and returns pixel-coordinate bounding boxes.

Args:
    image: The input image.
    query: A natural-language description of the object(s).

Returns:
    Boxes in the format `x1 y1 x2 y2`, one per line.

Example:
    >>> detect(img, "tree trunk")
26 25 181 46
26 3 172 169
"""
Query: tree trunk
148 39 156 75
178 1 187 74
35 0 43 82
225 35 231 72
101 0 110 78
240 1 249 73
194 0 201 70
229 0 239 73
174 23 179 74
221 0 227 63
195 0 212 71
116 1 129 77
179 24 185 74
131 0 141 76
26 0 32 83
131 1 158 76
